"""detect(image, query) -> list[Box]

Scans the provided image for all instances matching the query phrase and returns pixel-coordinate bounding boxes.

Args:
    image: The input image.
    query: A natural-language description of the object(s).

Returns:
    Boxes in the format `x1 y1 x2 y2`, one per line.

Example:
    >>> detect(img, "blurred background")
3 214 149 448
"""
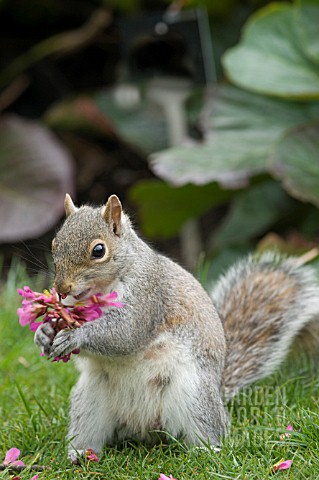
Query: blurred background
1 0 319 285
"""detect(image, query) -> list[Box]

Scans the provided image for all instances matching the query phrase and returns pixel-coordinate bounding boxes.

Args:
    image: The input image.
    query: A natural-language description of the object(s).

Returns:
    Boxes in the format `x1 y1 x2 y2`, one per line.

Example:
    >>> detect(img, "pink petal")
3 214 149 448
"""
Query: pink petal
108 301 124 308
158 475 177 480
280 424 293 440
18 286 51 303
17 286 33 298
83 306 102 321
3 448 25 467
31 475 39 480
97 291 123 307
274 459 293 471
105 291 118 299
11 460 25 466
29 321 43 332
52 353 72 363
85 448 100 462
4 448 21 464
17 308 29 326
17 305 37 326
95 291 117 300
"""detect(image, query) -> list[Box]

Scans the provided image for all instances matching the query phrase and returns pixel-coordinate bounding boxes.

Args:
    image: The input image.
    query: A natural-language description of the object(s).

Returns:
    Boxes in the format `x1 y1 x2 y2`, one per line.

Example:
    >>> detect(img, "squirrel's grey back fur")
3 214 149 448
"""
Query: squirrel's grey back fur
34 195 319 462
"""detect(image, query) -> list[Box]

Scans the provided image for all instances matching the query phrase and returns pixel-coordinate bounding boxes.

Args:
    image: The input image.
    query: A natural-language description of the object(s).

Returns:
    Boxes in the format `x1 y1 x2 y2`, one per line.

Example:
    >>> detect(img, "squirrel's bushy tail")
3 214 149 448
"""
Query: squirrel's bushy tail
210 252 319 400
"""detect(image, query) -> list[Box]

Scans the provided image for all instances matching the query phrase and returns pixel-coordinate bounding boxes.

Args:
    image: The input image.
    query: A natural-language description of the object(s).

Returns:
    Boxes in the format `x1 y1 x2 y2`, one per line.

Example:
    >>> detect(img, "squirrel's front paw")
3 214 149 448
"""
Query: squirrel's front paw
49 329 80 359
34 322 55 355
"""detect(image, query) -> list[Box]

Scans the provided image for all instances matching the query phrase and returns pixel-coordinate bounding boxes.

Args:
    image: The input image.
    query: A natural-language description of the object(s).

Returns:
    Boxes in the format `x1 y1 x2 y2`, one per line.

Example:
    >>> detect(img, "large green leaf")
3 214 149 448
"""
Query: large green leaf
151 87 319 187
210 180 296 248
269 123 319 206
0 115 74 243
95 86 206 155
151 131 269 188
129 179 234 238
222 2 319 99
95 89 169 154
296 0 319 64
206 86 319 130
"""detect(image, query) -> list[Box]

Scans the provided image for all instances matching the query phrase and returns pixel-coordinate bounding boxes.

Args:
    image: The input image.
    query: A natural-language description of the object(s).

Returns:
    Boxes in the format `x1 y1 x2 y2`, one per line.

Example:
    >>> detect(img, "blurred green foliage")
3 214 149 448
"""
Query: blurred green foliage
130 0 319 278
0 0 318 278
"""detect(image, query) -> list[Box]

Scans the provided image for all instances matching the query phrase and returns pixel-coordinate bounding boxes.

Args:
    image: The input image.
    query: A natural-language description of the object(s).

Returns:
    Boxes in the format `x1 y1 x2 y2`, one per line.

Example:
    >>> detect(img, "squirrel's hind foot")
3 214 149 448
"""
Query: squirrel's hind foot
67 448 85 465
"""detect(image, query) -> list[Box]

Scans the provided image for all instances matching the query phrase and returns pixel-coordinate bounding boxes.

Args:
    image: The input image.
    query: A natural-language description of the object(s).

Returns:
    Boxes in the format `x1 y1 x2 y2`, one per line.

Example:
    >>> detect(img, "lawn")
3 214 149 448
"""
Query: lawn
1 263 319 479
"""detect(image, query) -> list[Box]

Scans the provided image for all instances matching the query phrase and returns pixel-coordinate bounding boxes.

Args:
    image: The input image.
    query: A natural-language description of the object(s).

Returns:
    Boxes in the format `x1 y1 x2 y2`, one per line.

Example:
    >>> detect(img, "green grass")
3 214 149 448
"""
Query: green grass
1 266 319 479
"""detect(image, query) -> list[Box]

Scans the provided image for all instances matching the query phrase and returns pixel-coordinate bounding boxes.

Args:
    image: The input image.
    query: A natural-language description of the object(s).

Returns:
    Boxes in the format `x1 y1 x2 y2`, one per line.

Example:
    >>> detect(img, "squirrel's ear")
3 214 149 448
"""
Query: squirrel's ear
102 194 122 235
64 194 77 217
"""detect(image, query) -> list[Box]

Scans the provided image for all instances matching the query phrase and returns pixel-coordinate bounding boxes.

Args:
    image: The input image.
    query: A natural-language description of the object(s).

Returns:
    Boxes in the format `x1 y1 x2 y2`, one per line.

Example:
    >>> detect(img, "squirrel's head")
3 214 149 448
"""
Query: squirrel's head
52 194 131 302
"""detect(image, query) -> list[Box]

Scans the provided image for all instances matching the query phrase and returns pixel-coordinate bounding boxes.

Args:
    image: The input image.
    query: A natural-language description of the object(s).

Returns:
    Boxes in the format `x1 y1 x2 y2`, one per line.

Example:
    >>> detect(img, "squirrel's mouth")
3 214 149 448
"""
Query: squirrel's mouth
73 288 91 301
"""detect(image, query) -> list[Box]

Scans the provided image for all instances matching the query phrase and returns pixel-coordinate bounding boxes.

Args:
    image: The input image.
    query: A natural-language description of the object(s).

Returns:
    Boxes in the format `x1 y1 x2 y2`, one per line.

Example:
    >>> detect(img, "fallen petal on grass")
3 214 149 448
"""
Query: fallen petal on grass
280 424 293 440
273 459 293 471
85 448 100 462
3 448 25 466
158 474 178 480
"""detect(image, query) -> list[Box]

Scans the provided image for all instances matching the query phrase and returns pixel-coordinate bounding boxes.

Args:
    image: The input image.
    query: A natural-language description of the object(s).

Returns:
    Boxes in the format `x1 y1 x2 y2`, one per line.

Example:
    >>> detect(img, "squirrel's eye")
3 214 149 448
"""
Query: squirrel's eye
91 243 106 259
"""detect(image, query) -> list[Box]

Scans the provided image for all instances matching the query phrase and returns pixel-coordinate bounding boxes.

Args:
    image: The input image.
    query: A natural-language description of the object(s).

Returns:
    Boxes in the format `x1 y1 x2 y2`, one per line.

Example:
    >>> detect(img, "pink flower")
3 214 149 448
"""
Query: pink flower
3 448 25 467
273 459 293 471
85 448 100 462
18 301 37 326
86 291 124 309
18 286 124 362
74 304 102 321
17 296 47 328
17 286 37 300
18 286 52 302
280 424 293 440
158 474 178 480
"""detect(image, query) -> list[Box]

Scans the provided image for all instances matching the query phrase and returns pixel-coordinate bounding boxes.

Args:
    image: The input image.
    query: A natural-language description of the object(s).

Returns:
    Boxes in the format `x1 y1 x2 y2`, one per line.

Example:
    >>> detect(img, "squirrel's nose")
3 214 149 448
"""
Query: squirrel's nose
54 281 72 297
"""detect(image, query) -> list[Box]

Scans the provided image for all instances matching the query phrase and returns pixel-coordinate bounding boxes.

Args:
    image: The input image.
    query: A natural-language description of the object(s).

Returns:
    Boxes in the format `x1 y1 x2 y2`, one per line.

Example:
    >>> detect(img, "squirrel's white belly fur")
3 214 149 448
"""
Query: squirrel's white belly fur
70 333 200 453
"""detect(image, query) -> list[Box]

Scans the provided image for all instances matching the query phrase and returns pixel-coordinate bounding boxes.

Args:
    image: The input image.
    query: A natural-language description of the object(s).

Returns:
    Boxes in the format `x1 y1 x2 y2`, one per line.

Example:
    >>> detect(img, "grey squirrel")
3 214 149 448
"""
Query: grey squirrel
34 193 319 463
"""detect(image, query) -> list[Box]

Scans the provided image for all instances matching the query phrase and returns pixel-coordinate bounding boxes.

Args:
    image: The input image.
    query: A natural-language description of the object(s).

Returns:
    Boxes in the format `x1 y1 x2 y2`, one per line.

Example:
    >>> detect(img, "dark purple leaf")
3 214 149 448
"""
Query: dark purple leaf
0 115 74 242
